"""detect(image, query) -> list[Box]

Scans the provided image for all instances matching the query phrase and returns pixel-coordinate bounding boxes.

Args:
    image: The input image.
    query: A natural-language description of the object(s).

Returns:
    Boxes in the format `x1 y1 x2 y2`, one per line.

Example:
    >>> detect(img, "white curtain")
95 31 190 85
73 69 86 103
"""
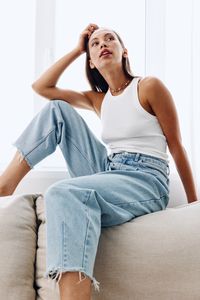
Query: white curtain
188 0 200 193
145 0 200 193
0 0 35 170
165 0 200 193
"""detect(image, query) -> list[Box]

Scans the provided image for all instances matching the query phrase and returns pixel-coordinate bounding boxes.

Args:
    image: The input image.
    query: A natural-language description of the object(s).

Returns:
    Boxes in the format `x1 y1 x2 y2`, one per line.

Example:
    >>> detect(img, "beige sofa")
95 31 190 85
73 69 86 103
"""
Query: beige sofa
0 172 200 300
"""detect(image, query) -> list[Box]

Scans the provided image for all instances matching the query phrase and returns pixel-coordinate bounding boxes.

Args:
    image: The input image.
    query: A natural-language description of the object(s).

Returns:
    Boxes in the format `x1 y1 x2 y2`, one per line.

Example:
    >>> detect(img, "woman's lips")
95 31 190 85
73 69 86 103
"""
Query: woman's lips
101 53 112 58
100 50 112 57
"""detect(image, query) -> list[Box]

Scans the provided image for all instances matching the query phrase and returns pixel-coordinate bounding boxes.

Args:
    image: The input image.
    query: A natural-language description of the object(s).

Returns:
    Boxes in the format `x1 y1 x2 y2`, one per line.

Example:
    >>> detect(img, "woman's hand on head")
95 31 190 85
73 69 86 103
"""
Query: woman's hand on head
75 23 99 54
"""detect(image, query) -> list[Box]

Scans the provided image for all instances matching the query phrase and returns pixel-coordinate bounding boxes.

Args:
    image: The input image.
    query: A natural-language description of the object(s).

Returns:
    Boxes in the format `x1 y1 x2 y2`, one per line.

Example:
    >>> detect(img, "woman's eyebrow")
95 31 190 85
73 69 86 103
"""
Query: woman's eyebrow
90 33 113 43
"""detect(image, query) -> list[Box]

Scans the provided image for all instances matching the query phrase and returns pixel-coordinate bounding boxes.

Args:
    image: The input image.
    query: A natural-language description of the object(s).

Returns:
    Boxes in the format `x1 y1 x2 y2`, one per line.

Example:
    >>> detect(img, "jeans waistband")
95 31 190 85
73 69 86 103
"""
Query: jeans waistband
108 152 169 174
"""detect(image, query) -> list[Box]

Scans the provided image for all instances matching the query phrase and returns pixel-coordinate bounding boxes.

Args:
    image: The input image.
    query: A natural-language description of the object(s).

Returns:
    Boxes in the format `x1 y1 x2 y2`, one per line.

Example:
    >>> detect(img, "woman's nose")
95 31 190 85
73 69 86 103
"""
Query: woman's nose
100 41 108 48
100 41 107 48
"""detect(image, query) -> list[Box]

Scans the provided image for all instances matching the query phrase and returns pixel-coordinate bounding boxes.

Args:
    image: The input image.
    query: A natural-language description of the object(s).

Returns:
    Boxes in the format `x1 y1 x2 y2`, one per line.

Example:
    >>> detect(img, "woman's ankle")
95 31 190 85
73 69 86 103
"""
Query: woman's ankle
0 151 31 197
0 183 14 196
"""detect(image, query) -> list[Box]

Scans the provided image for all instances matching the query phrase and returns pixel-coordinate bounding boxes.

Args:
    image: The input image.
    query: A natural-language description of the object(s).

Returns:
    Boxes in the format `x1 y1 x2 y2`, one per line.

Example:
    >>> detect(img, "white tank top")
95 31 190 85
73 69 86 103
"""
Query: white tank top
100 77 169 162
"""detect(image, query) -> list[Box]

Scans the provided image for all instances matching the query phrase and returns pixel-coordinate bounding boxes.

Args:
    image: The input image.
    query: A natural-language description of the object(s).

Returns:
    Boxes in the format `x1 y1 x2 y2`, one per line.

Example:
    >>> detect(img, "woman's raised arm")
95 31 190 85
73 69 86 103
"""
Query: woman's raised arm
31 23 99 110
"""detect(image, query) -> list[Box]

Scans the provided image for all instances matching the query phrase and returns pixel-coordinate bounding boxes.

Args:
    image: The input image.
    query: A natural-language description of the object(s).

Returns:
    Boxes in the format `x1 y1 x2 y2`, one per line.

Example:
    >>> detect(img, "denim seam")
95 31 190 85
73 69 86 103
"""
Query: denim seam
142 164 167 173
13 144 34 169
110 161 167 171
116 194 168 206
66 135 98 173
14 127 57 163
62 221 68 268
56 101 99 173
81 190 92 270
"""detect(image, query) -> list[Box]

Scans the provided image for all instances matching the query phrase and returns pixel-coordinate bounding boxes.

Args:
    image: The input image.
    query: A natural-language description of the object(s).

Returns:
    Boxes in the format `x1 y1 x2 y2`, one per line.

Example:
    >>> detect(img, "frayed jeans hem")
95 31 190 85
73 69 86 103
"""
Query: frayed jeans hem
12 143 34 169
44 267 100 292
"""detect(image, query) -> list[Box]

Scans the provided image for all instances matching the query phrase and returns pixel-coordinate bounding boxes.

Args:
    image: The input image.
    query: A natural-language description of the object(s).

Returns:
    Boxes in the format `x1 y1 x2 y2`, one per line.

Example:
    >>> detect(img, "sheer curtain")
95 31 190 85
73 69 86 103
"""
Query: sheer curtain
191 0 200 193
145 0 200 194
165 0 200 193
0 0 35 170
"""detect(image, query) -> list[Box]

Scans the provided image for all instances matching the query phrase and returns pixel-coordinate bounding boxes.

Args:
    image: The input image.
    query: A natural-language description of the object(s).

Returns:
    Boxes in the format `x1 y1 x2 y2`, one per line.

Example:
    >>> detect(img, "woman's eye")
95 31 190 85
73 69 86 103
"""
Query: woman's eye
107 37 114 41
91 37 114 46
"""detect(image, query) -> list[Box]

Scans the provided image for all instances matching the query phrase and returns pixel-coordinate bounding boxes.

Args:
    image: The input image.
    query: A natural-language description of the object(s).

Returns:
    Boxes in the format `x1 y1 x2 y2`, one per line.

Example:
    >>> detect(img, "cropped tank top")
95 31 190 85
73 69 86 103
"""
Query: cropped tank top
100 77 169 162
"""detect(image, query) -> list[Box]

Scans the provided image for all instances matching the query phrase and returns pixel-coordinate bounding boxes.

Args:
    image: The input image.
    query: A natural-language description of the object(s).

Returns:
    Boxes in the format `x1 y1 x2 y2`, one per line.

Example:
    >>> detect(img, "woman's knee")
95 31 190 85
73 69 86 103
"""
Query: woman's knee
50 99 74 112
44 179 68 203
44 178 80 197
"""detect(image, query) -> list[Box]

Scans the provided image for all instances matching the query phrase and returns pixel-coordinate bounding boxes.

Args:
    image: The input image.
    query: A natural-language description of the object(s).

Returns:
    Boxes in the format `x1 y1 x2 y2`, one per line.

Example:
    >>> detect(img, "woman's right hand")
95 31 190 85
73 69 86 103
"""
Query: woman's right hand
75 23 99 54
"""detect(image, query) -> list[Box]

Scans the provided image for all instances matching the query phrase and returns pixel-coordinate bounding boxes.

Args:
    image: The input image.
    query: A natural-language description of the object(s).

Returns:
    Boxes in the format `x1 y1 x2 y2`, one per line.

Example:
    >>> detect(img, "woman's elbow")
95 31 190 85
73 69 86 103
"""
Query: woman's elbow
31 82 46 97
31 83 54 100
31 82 41 93
168 141 187 159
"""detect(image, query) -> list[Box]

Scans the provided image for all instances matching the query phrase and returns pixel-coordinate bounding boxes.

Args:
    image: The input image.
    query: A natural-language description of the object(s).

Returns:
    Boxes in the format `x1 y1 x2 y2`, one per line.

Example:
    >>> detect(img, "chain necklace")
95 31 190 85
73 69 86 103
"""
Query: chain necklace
109 79 131 95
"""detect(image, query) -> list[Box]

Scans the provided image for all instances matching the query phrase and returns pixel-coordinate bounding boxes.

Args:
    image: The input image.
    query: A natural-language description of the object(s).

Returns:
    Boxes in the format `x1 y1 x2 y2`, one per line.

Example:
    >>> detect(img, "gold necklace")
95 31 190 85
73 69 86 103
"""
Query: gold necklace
109 79 131 94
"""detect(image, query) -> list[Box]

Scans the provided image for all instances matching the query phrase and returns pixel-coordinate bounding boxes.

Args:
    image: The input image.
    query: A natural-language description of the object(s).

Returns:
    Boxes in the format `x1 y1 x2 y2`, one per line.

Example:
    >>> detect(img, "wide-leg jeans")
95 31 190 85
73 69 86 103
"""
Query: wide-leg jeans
13 100 170 292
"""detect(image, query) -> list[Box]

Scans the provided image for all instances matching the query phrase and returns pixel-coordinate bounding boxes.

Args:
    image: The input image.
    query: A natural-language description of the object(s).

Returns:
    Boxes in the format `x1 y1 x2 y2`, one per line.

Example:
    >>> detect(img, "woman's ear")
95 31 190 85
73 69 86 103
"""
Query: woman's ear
123 48 128 58
89 60 95 69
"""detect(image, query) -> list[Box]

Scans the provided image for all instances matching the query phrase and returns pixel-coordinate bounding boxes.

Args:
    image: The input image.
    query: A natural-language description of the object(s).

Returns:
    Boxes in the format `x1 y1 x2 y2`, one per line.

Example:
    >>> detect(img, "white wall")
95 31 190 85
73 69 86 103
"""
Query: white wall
0 0 36 169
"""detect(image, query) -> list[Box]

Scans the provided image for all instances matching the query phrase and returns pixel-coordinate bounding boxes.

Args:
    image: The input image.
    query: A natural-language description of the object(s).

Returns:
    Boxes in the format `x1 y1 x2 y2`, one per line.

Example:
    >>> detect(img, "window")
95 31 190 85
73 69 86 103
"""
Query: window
0 0 35 170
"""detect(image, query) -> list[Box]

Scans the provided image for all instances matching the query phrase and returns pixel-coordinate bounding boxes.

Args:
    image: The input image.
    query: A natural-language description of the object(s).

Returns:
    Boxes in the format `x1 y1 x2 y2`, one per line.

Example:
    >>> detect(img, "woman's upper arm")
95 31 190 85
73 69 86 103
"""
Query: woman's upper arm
143 76 183 153
32 85 95 111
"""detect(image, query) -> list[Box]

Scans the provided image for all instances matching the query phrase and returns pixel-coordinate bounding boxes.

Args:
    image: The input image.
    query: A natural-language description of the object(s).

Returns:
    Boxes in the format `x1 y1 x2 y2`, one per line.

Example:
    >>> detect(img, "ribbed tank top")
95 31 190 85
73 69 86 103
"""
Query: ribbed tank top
100 77 169 162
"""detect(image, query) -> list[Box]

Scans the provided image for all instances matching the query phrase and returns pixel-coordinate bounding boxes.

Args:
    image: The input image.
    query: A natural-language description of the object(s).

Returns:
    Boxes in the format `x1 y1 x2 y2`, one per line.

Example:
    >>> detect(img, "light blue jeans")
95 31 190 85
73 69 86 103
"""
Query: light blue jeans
13 100 170 293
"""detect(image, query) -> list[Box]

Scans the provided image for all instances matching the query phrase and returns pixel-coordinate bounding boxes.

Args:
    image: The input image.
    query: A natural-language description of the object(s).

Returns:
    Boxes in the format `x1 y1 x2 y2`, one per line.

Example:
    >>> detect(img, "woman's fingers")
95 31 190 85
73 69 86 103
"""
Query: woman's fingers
76 24 99 54
86 24 99 37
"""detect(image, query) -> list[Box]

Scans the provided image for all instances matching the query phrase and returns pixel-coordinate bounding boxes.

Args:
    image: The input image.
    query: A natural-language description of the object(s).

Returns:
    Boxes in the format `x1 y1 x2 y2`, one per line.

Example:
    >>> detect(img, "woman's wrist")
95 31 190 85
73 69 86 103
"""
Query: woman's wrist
73 47 84 56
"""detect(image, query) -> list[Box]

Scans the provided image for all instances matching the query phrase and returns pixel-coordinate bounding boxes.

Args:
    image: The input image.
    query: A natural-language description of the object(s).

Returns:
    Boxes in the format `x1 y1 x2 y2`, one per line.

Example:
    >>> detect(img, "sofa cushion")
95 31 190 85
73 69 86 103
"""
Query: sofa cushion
35 195 60 299
93 200 200 300
0 194 38 300
35 194 200 300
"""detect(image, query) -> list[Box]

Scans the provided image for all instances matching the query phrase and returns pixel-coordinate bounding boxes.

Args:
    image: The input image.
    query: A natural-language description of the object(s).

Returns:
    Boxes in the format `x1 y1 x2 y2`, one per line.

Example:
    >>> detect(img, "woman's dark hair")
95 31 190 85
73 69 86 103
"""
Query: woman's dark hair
85 29 138 93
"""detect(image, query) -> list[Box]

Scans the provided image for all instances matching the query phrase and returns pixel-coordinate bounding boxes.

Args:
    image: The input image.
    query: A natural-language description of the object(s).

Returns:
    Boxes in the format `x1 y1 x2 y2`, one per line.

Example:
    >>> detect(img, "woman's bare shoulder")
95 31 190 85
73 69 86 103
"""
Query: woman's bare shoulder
139 76 164 91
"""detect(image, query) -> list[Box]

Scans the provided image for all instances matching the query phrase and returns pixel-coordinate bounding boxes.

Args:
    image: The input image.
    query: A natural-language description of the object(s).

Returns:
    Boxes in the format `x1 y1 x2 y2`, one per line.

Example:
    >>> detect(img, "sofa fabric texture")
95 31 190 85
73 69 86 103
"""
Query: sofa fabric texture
0 193 200 300
0 194 38 300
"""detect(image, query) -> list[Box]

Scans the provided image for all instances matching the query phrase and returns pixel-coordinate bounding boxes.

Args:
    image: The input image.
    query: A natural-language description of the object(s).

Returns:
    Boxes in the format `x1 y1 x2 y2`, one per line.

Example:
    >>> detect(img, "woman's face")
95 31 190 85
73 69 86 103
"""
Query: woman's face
88 28 125 71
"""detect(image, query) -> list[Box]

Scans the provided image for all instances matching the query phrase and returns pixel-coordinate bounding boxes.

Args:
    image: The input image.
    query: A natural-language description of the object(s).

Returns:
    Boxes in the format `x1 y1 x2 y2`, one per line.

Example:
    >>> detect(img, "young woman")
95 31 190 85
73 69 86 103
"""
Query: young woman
0 23 198 299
